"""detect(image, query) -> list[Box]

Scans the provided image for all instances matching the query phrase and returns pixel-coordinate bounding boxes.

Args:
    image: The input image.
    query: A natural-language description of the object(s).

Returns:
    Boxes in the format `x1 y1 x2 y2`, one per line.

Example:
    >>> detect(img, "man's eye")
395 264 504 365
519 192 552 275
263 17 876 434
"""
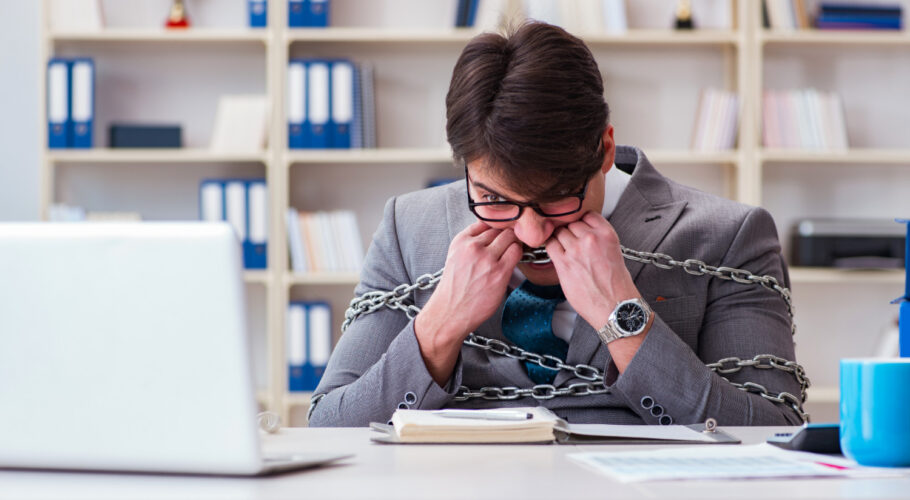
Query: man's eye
482 194 506 203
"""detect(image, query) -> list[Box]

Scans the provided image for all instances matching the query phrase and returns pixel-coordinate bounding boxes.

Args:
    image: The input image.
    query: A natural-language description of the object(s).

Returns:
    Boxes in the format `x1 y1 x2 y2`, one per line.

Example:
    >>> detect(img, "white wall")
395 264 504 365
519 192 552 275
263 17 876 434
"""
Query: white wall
0 0 41 221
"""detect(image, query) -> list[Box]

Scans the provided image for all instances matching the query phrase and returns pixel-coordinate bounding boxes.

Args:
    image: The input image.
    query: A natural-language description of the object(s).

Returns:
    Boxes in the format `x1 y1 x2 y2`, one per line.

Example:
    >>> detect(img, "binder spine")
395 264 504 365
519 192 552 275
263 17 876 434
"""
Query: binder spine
47 59 71 149
244 180 268 269
307 60 330 149
287 302 307 391
288 60 308 149
288 0 305 27
248 0 268 27
306 0 330 27
330 60 354 149
70 58 94 149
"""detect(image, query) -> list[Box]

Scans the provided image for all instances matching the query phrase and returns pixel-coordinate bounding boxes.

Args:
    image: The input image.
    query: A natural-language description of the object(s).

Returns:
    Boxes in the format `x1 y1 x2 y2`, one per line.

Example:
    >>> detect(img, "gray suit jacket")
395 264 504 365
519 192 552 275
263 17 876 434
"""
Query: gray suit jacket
309 145 805 427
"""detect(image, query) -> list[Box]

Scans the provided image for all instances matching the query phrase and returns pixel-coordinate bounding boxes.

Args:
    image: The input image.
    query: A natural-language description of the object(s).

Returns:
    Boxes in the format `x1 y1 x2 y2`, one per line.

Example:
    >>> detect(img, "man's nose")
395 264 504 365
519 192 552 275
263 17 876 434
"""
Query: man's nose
512 209 555 248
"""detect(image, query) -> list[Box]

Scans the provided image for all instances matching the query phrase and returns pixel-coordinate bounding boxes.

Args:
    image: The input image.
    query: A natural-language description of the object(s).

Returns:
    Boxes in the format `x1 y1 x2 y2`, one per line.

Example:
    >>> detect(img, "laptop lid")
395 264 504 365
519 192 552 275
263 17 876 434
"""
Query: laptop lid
0 222 264 475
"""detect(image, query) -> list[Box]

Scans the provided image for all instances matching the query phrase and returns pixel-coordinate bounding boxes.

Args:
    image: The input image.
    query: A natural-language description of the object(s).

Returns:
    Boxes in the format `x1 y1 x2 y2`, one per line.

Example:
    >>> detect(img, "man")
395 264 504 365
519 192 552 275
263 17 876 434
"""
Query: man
307 22 807 427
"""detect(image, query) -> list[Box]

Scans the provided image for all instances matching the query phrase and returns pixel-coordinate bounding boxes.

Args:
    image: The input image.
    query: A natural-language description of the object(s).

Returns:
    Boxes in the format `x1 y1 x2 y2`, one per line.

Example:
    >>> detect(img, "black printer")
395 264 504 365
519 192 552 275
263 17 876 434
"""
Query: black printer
791 218 905 268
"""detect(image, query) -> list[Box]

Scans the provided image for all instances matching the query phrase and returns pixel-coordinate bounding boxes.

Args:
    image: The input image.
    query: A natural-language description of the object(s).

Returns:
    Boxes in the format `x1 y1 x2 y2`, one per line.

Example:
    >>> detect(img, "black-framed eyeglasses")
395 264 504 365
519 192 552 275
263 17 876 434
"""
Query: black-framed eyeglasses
464 164 588 222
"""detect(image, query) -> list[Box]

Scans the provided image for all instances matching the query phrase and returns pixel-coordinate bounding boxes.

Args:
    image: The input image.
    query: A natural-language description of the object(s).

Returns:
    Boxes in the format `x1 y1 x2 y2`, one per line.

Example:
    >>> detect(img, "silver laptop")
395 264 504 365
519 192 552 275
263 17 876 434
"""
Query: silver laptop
0 222 348 475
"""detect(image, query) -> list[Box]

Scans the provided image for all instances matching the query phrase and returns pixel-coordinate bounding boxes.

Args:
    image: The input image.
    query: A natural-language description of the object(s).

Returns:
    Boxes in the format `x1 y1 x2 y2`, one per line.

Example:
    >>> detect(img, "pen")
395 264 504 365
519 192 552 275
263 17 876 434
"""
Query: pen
433 410 534 421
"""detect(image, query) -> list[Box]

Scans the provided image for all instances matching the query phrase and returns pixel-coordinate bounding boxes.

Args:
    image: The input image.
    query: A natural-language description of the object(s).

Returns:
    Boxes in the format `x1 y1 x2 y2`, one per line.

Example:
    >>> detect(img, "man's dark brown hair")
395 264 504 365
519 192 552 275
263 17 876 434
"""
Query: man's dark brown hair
446 21 610 200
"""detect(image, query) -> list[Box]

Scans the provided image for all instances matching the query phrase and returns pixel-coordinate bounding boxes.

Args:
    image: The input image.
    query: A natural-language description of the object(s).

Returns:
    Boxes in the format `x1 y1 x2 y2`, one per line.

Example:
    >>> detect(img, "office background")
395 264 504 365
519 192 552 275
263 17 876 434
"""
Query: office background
2 0 908 425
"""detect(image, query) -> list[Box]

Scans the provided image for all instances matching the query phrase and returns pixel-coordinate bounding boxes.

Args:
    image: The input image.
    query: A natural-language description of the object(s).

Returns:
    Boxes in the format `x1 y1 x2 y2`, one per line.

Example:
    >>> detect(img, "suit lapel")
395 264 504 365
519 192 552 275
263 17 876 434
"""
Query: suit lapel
608 149 688 283
557 147 688 375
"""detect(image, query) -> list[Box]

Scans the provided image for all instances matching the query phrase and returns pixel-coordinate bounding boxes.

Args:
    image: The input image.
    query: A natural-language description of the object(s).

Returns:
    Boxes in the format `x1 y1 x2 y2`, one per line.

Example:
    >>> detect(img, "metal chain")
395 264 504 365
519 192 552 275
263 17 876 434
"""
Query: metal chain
339 248 809 421
618 246 796 336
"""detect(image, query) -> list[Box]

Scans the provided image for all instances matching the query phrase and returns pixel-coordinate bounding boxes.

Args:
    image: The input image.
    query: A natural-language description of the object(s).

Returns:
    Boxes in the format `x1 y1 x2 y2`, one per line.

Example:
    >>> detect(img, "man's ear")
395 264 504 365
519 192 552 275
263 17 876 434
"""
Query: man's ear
601 125 616 174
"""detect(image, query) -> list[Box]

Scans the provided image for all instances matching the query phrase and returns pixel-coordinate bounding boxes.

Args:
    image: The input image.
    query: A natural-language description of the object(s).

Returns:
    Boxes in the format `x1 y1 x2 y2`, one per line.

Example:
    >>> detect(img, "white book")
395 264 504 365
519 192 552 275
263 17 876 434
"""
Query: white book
299 212 319 272
523 0 561 25
762 90 774 148
47 0 104 32
601 0 627 34
287 303 307 367
359 64 376 149
224 181 247 242
200 181 224 222
308 62 331 132
47 61 69 130
210 95 269 153
70 60 93 129
722 93 739 150
575 0 604 35
328 211 349 272
331 61 355 137
286 208 309 273
828 91 849 150
247 181 268 246
300 212 323 272
333 210 354 272
691 88 711 150
315 212 338 272
342 211 365 272
702 88 723 151
308 303 332 368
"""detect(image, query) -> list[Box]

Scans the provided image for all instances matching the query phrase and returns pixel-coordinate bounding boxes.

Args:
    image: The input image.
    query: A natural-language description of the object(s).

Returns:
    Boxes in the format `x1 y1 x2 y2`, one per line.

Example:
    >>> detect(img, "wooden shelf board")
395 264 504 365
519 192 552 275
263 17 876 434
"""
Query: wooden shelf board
48 148 269 164
646 149 739 165
50 28 269 43
760 148 910 164
287 148 452 165
286 148 739 166
761 30 910 46
287 28 738 45
287 272 360 286
789 267 904 285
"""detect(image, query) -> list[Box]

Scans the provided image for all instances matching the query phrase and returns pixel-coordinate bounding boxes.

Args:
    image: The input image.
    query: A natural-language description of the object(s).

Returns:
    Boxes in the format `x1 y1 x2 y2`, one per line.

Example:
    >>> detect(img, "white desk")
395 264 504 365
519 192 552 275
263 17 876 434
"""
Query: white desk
2 427 908 499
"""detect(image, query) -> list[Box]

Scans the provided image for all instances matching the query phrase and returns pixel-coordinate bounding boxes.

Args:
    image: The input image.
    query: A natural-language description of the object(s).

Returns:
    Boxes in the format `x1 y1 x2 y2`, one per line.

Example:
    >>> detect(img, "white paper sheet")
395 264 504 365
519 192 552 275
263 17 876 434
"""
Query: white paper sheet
569 443 910 483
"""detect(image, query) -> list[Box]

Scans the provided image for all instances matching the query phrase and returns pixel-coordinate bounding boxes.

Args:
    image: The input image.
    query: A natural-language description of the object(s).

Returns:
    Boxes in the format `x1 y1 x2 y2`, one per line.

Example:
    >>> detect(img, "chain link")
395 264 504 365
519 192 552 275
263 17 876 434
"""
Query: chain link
339 247 809 422
619 246 796 336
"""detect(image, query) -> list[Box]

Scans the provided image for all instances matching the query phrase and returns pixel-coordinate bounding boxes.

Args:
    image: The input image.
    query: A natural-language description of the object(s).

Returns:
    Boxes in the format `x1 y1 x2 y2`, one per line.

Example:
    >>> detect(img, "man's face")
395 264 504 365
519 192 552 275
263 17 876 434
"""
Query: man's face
465 159 608 286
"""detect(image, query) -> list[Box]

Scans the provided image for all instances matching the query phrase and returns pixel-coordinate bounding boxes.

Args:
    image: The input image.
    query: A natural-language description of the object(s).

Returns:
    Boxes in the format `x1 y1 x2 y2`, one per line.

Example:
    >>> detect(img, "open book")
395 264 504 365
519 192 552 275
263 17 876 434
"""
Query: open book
370 407 740 445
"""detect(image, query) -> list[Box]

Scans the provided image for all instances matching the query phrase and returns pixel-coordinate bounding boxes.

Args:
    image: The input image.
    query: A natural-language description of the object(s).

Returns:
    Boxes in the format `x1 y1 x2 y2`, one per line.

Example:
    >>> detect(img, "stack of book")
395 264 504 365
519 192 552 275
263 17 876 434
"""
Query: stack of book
286 208 365 273
691 88 739 152
762 89 848 150
763 0 810 30
815 2 902 30
199 179 269 270
288 59 375 150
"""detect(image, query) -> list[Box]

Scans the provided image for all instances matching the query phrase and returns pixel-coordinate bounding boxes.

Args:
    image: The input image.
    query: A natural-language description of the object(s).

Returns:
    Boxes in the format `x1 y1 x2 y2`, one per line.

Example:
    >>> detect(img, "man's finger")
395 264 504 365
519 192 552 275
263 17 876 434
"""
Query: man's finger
488 228 518 256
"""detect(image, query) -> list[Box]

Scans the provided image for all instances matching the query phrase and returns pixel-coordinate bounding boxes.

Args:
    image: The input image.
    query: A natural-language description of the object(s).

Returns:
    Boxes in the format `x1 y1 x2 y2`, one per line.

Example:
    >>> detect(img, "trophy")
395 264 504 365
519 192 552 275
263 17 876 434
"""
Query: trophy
675 0 694 29
166 0 190 28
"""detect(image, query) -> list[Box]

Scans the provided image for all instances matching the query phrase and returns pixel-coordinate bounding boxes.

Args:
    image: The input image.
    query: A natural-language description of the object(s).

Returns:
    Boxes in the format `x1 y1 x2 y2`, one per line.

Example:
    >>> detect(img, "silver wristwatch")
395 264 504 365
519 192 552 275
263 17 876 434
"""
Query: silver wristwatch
596 298 653 344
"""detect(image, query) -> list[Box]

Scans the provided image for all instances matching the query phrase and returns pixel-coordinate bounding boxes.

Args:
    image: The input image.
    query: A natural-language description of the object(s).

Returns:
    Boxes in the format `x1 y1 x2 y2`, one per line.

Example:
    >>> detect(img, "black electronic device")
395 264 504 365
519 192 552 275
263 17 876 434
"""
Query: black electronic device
109 124 182 148
766 423 842 454
791 218 905 268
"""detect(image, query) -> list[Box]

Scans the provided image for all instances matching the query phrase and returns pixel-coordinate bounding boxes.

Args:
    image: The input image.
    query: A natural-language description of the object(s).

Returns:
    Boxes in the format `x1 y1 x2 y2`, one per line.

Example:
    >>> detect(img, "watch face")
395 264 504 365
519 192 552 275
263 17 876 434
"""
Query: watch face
616 302 646 334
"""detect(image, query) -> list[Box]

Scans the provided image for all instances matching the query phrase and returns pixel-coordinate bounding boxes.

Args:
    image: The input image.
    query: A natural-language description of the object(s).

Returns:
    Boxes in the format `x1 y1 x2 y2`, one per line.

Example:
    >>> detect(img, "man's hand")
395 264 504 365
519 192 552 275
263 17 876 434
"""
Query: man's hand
415 221 522 385
545 212 649 372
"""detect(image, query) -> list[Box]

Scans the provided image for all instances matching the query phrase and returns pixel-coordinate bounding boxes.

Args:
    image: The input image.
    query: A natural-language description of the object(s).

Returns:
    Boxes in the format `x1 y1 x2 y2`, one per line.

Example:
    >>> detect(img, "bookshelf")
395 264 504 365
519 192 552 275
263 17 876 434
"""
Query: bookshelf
39 0 906 425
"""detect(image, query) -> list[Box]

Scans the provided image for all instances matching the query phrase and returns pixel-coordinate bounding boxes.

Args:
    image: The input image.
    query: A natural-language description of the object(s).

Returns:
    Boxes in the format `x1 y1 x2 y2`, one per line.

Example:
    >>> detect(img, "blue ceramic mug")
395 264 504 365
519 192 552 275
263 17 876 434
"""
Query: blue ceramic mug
840 358 910 467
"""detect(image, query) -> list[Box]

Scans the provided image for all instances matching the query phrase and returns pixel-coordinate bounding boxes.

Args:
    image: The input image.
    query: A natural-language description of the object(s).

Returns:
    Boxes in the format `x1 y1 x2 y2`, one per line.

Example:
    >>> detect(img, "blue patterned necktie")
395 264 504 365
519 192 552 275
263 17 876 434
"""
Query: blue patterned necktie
501 280 568 384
